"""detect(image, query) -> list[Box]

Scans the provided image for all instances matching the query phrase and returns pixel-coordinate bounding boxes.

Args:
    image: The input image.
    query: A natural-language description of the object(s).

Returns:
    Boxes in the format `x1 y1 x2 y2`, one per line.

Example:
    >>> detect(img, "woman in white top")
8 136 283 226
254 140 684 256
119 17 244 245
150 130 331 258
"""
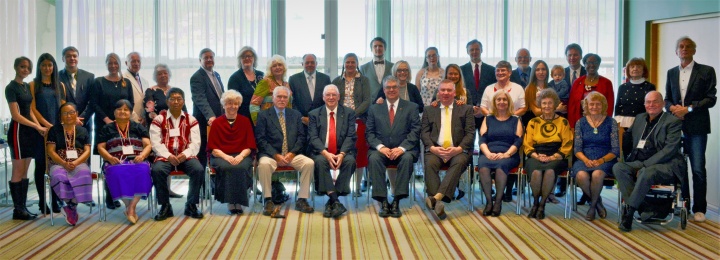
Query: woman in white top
415 47 445 106
480 60 527 117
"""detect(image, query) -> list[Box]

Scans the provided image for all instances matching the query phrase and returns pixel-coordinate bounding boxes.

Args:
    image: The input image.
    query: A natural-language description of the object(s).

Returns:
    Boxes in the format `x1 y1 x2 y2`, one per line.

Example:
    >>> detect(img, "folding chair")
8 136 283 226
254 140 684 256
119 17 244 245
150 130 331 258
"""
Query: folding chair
422 161 474 211
366 164 416 207
252 164 315 212
45 169 104 225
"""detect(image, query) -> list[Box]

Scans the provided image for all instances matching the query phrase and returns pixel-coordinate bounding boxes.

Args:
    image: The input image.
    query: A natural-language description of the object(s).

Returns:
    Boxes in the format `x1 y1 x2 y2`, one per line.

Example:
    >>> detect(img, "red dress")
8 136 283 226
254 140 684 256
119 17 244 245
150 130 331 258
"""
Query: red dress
567 75 614 128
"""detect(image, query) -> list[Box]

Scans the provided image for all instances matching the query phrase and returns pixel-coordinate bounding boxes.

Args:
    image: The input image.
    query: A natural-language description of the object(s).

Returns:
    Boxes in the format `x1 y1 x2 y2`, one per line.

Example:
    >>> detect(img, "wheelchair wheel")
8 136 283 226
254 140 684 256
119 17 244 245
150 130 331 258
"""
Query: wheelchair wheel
680 208 688 230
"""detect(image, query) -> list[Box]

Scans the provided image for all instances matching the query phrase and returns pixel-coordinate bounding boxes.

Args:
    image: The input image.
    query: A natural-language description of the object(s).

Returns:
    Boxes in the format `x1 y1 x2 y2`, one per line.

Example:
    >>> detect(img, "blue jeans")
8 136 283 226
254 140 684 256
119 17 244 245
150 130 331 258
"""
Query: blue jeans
684 134 707 213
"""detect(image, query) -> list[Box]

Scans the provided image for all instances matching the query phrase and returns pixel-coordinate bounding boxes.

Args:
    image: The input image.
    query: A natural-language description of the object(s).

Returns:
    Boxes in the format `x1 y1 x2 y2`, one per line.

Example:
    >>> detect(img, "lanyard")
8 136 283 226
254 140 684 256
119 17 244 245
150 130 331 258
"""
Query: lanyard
640 113 664 140
64 125 76 150
116 121 131 146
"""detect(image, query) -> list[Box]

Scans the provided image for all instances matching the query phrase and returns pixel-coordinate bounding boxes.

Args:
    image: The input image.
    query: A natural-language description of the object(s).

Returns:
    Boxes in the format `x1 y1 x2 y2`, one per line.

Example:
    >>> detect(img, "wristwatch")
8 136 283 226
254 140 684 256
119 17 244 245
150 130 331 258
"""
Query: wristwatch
688 105 693 113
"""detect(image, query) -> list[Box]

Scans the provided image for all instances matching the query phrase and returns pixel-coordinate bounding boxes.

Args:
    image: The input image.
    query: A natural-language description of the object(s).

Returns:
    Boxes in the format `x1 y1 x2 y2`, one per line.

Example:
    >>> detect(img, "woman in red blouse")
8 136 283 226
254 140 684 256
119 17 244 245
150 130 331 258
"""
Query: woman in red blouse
567 53 614 128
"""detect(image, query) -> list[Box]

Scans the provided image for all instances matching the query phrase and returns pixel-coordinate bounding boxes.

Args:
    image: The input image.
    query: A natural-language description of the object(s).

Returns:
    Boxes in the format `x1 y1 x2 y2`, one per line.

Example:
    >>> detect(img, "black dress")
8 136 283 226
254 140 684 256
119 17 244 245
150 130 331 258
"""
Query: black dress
5 81 37 159
89 77 134 150
227 69 264 119
143 87 187 123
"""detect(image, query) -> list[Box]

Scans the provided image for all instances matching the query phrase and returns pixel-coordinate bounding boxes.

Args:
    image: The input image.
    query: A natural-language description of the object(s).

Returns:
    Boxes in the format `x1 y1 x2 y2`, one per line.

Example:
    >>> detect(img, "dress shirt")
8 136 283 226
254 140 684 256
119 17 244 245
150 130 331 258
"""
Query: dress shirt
437 103 454 146
203 67 222 98
149 113 201 159
375 99 405 152
679 60 695 105
325 106 338 148
305 71 316 100
374 58 385 83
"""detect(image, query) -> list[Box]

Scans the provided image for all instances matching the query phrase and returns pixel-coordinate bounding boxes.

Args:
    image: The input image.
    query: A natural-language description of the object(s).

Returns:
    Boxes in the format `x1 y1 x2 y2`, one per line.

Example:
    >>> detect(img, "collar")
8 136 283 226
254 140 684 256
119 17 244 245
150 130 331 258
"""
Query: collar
343 71 361 79
373 57 385 62
274 106 286 116
439 103 454 110
304 71 315 78
472 61 482 67
169 111 185 120
202 67 214 74
518 67 530 75
680 60 695 70
326 106 338 114
386 99 400 110
646 111 664 123
629 78 646 84
127 69 139 78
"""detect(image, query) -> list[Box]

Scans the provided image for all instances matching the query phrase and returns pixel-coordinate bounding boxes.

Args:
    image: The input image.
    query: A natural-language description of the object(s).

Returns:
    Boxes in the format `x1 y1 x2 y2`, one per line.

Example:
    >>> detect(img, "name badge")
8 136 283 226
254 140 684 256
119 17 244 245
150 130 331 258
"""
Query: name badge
66 150 78 159
637 140 647 149
122 145 135 155
169 128 180 137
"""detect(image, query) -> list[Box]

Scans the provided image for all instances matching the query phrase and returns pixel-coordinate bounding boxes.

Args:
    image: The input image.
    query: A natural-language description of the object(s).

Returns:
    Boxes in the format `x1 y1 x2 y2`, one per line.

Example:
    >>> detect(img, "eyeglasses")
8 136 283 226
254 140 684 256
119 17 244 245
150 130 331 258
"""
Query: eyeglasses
168 98 184 103
384 86 399 90
241 55 254 60
426 54 438 59
61 110 77 116
396 69 409 73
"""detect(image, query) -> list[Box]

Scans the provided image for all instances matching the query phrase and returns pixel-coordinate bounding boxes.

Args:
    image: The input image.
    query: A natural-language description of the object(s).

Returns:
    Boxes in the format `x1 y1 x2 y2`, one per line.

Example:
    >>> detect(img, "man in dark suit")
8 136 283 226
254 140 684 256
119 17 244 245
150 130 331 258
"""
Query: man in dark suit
290 53 331 126
366 76 421 218
59 46 95 134
190 48 224 167
421 80 475 220
460 39 497 128
308 84 357 218
664 36 717 222
614 91 686 232
564 43 587 87
359 37 394 97
510 48 532 88
256 86 315 216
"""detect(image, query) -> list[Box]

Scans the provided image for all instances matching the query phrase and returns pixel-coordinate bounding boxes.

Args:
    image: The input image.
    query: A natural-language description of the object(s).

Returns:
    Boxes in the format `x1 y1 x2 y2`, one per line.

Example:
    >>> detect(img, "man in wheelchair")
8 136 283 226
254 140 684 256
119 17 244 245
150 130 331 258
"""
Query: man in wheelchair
613 91 687 232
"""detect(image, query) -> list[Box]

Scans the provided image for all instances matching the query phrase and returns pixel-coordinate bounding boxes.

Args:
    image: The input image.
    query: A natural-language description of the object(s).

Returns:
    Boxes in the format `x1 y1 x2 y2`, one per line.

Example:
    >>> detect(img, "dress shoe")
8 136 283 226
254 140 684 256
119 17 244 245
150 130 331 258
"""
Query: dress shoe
52 202 62 213
454 190 466 200
483 202 493 216
83 201 97 207
295 198 314 213
502 194 513 203
125 209 137 224
585 207 596 221
619 205 635 232
331 202 347 218
360 180 368 192
169 193 184 198
492 203 502 217
528 204 539 219
378 201 391 218
577 194 590 205
230 209 243 215
434 201 446 220
554 190 566 198
323 204 333 218
263 201 275 216
106 200 122 210
390 200 402 218
596 202 607 219
154 204 174 221
184 204 204 219
694 212 706 222
425 197 436 210
536 205 546 220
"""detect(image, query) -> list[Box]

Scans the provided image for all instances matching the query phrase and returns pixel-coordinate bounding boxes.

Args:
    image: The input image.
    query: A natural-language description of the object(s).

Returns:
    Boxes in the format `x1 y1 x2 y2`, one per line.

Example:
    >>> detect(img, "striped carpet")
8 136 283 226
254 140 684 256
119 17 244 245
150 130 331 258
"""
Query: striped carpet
1 179 718 259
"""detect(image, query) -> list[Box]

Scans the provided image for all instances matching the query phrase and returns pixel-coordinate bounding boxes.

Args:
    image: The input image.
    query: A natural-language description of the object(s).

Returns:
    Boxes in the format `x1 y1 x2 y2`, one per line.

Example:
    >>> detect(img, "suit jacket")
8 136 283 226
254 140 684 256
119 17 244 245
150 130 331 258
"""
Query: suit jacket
359 60 394 97
460 62 497 106
289 71 332 117
308 105 357 156
58 68 95 122
510 67 530 88
366 100 421 157
564 66 587 87
623 112 685 182
420 103 476 152
190 67 224 126
332 74 372 119
664 62 717 135
122 70 151 123
375 82 424 113
255 107 306 158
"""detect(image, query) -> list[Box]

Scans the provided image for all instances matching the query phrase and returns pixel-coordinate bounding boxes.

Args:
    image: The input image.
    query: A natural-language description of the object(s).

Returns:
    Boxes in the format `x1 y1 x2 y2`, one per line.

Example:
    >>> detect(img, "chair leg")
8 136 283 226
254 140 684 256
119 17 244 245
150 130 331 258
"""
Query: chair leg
45 174 53 226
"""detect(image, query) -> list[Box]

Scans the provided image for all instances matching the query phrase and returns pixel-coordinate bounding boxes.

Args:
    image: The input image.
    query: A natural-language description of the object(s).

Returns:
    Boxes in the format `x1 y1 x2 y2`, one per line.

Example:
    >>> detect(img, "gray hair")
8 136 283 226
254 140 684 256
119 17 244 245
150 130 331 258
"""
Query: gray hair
273 86 291 98
237 46 258 68
221 89 243 107
536 88 560 108
675 36 696 50
382 75 399 88
126 51 141 61
391 60 412 82
153 63 172 82
198 48 214 60
323 84 339 96
266 55 288 80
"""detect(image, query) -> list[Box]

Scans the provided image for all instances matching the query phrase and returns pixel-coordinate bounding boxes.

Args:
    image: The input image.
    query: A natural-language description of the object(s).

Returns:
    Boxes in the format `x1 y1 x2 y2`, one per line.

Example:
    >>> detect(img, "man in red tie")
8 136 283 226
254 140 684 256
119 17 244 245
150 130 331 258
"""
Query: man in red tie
460 39 497 130
308 84 357 218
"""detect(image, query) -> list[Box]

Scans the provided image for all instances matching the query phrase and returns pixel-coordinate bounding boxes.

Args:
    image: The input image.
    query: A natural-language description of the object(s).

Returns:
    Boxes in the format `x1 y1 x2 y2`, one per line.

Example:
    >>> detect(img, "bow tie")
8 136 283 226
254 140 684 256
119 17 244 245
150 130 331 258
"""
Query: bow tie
374 60 384 65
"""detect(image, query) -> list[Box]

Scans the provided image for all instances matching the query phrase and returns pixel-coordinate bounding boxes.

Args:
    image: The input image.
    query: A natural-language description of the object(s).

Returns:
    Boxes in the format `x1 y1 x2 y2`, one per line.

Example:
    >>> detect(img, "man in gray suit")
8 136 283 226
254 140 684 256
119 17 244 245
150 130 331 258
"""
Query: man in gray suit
122 52 151 125
366 76 421 218
190 48 224 167
290 53 332 125
614 91 685 232
308 84 357 218
359 37 394 97
421 80 475 220
256 86 315 216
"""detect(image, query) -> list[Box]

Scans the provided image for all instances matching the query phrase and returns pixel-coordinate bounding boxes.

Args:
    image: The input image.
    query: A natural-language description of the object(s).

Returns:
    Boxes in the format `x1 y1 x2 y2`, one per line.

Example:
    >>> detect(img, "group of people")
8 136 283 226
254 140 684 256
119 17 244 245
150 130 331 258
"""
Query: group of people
5 36 715 232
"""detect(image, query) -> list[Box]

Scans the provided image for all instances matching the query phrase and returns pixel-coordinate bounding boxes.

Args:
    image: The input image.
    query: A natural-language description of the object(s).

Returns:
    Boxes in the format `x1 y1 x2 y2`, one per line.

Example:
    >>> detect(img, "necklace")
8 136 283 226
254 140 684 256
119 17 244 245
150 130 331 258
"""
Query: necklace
588 115 604 134
541 114 555 121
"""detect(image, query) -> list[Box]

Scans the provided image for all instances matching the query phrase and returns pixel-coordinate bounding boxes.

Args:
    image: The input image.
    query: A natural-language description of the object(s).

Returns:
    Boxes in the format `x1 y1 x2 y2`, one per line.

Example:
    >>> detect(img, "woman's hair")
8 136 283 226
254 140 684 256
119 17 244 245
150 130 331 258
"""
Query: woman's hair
535 88 560 108
14 56 33 74
237 46 258 69
114 99 134 112
444 64 466 99
221 89 243 107
528 60 549 88
265 55 287 80
421 47 441 69
34 53 60 90
581 91 608 116
153 63 172 83
340 53 359 76
490 90 514 117
624 57 650 79
495 60 513 72
391 60 412 82
57 102 77 120
582 53 602 66
105 53 127 87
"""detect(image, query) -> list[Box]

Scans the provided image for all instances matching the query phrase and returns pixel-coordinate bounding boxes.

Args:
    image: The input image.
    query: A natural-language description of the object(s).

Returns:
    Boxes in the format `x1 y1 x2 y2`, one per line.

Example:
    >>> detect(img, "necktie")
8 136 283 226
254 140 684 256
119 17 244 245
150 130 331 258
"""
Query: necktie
442 106 451 148
279 111 288 155
328 111 337 154
374 60 384 65
70 73 77 96
307 75 315 100
572 70 578 85
389 104 395 126
521 72 529 86
474 63 480 90
211 72 223 98
135 74 143 92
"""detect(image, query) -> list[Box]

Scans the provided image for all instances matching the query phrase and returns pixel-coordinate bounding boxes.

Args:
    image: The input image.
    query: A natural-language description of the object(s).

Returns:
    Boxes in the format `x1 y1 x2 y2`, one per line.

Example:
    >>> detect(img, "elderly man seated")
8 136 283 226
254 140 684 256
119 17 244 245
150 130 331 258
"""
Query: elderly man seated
613 91 685 232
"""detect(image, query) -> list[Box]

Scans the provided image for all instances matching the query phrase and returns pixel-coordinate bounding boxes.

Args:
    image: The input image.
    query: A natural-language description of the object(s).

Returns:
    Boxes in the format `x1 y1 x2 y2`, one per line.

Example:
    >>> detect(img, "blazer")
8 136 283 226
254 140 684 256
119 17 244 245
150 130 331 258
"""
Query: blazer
664 62 717 135
509 67 530 88
58 68 95 122
460 62 497 106
289 71 332 117
190 67 224 126
332 73 372 119
374 82 424 113
122 70 151 123
359 60 394 97
420 103 476 152
255 107 306 158
227 69 264 119
307 105 357 156
366 99 421 158
564 66 587 87
623 112 686 182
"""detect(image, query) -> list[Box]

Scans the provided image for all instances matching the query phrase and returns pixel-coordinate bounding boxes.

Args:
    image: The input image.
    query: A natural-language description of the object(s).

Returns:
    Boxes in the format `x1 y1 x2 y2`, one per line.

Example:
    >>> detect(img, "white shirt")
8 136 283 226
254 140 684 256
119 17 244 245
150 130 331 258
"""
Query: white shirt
437 103 454 146
679 60 695 105
471 62 482 84
374 58 386 83
375 99 405 152
325 106 338 148
570 67 582 83
305 71 316 100
203 67 222 98
481 82 526 112
149 113 201 159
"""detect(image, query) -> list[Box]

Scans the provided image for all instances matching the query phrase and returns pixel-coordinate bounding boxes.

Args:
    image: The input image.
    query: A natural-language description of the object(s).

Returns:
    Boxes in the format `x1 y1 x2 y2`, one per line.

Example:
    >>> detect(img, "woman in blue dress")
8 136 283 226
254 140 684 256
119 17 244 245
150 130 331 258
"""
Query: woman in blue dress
572 91 620 221
477 91 523 216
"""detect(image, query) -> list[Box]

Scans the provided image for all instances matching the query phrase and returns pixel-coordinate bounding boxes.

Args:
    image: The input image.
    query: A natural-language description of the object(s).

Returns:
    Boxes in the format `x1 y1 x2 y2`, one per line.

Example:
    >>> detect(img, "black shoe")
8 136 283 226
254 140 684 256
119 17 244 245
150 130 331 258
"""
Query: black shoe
52 201 62 213
554 191 566 198
502 193 512 202
455 190 466 200
425 196 436 210
483 202 493 216
378 200 391 218
263 201 275 216
107 200 121 210
295 198 314 213
619 205 635 232
492 203 502 217
577 194 589 205
528 204 539 219
9 181 36 220
390 200 402 218
434 201 446 220
512 188 518 196
360 180 368 192
331 202 347 218
536 205 546 220
640 211 657 221
39 204 52 215
323 204 333 218
154 204 174 221
184 204 204 219
19 179 38 217
83 201 97 207
169 193 184 198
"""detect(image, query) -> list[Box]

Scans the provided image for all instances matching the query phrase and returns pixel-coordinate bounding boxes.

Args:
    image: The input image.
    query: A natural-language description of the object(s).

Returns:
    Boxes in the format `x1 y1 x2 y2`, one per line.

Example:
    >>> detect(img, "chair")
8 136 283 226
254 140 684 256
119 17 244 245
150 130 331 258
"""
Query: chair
565 174 619 219
366 164 416 207
252 163 315 213
203 156 257 215
44 171 104 225
422 160 474 211
516 155 572 216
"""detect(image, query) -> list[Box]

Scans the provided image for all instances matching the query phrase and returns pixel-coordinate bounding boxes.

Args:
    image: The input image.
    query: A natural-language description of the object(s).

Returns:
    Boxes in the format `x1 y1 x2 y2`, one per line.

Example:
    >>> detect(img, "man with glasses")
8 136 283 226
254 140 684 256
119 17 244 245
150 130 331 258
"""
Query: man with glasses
510 48 532 88
290 53 332 126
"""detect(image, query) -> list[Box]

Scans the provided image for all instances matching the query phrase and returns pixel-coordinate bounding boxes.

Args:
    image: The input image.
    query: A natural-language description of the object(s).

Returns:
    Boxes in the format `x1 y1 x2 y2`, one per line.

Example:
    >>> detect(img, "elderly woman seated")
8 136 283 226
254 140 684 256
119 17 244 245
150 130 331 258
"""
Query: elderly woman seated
97 100 153 224
208 89 256 215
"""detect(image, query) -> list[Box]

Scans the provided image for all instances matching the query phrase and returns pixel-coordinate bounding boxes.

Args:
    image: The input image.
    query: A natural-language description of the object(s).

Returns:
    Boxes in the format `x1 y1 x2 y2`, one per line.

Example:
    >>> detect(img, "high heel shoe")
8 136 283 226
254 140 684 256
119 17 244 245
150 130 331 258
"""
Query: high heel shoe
483 202 493 216
528 204 538 219
125 209 137 224
492 202 502 217
536 205 546 220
